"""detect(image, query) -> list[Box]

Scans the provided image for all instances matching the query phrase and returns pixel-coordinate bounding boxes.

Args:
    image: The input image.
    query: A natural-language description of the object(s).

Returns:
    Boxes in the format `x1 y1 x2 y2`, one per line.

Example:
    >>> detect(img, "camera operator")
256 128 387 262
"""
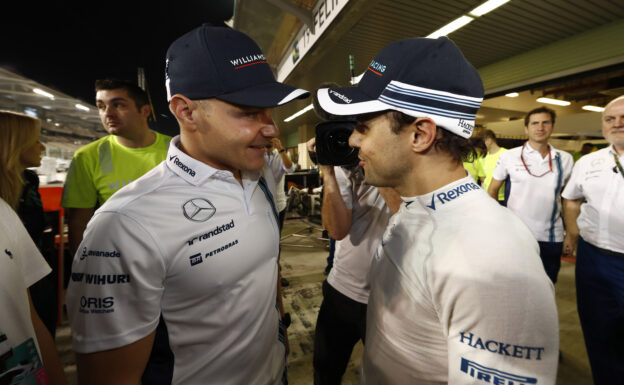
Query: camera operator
307 136 400 385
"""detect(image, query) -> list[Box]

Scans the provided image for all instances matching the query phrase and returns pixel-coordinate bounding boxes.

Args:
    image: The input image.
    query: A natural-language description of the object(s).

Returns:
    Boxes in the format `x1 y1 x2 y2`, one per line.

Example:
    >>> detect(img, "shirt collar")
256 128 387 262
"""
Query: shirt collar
166 136 261 186
525 142 554 158
608 144 623 159
402 176 481 212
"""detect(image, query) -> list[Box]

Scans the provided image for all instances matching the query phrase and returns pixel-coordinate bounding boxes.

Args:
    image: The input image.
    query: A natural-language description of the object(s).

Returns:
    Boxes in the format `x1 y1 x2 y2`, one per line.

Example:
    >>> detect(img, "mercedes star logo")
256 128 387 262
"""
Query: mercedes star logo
182 198 216 222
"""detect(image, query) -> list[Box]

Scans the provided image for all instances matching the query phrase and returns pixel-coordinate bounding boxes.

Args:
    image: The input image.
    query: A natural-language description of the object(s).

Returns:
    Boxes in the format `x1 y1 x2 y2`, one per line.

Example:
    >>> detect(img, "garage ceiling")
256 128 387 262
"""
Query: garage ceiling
235 0 624 138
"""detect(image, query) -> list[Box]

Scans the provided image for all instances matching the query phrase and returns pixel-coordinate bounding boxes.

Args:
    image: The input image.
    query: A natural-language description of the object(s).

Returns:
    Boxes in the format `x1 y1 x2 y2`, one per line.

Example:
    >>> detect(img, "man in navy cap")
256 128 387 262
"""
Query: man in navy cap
66 24 308 385
315 37 559 384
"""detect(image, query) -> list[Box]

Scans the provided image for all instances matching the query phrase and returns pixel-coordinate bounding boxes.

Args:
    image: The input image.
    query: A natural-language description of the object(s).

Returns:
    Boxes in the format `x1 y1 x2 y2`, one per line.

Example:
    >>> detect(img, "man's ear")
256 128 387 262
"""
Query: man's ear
410 118 437 153
169 94 197 128
140 104 152 119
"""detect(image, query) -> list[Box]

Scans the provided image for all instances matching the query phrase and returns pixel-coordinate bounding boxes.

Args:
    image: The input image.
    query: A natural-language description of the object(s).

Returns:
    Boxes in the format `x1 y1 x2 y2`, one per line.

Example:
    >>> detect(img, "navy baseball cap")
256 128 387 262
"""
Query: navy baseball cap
315 37 483 138
165 23 309 107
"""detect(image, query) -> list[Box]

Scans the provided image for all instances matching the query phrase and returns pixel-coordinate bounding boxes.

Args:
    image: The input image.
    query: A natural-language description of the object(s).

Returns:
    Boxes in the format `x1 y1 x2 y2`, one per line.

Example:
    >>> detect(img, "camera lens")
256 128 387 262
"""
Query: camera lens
328 132 355 158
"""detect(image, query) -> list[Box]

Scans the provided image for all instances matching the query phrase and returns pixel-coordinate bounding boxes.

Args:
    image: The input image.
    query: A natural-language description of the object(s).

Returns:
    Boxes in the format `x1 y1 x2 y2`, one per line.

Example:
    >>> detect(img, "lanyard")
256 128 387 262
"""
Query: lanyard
614 154 624 180
521 142 552 177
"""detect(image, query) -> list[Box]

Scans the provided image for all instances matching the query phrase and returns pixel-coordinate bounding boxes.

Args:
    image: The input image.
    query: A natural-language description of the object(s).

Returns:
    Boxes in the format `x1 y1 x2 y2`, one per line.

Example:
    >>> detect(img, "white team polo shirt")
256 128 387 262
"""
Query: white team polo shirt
67 136 285 385
327 166 393 304
562 145 624 254
362 176 558 385
493 143 573 242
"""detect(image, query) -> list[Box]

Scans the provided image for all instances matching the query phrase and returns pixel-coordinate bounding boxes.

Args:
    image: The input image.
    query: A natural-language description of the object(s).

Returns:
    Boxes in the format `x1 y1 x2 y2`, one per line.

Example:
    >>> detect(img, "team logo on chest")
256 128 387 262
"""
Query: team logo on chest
182 198 216 222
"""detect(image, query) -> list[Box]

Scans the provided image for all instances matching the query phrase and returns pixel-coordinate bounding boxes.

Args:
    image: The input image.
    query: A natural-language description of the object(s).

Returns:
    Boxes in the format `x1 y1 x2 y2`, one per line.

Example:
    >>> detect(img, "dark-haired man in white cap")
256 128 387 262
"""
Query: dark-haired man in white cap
315 37 559 384
66 24 308 385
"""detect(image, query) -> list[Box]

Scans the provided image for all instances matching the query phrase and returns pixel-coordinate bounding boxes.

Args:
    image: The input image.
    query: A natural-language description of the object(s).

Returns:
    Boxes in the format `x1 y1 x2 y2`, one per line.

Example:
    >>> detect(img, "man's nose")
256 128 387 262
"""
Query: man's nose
260 110 279 137
349 130 361 148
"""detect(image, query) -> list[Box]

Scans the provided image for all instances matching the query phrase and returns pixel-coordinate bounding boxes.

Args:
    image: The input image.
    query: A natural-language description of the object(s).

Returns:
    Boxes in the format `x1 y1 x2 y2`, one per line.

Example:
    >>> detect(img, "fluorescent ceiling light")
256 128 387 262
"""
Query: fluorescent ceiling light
469 0 511 17
505 92 519 97
33 88 54 99
582 105 604 112
75 103 90 112
284 104 314 122
536 97 570 106
427 16 474 39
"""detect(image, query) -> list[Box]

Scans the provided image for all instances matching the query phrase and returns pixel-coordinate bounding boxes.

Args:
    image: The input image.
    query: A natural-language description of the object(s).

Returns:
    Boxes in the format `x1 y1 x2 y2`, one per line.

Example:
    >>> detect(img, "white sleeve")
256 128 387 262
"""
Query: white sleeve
334 166 354 210
439 243 558 385
66 211 166 353
267 151 293 181
0 200 50 287
561 159 584 200
561 151 575 186
491 151 510 181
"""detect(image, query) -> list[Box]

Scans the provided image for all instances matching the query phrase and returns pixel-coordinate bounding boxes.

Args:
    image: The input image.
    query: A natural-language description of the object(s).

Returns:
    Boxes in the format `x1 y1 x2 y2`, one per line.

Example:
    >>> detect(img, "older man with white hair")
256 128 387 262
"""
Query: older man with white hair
562 95 624 385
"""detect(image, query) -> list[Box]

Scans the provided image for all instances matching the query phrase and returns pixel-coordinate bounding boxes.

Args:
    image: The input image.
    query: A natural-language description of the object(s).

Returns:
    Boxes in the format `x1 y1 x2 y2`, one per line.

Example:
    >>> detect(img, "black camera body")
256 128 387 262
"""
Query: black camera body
313 120 359 167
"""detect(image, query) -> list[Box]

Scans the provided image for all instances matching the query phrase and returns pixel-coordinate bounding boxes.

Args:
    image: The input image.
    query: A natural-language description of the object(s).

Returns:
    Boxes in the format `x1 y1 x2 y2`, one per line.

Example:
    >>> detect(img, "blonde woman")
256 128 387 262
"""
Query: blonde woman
0 110 68 385
0 110 45 209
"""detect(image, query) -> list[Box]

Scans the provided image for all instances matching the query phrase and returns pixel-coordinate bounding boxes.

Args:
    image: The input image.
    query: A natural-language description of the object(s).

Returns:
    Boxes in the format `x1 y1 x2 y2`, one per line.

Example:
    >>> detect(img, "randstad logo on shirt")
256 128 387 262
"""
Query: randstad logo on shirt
170 155 196 177
426 182 480 210
460 357 537 384
80 247 121 260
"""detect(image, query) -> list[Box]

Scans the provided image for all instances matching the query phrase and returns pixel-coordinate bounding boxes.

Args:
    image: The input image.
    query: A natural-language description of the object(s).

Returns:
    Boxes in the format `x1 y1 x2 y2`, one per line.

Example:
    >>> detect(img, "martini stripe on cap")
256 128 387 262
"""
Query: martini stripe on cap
379 91 479 117
379 95 477 120
388 81 483 102
386 84 481 108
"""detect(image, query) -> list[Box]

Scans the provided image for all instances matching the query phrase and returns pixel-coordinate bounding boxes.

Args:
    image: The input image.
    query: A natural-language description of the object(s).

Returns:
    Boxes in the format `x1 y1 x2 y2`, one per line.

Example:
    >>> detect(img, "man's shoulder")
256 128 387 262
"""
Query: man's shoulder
97 163 171 213
497 146 520 163
73 135 114 158
574 147 608 168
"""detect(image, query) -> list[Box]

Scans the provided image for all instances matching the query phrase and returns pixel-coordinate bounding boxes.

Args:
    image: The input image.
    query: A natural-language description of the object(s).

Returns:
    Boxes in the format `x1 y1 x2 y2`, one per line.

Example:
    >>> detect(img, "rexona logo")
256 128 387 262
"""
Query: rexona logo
459 332 544 360
427 182 480 210
329 90 352 104
80 247 121 260
79 296 114 314
460 358 537 385
169 155 196 177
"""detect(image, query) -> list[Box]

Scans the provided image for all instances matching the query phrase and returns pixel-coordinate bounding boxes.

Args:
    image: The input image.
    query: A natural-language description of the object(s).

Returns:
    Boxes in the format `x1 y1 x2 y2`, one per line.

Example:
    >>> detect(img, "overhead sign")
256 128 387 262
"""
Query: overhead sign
277 0 351 82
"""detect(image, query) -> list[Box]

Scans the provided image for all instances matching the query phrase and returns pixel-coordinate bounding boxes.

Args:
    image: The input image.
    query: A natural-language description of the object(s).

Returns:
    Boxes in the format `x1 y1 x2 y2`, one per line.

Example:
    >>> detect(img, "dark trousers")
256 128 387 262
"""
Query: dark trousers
576 237 624 385
537 241 562 284
313 280 367 385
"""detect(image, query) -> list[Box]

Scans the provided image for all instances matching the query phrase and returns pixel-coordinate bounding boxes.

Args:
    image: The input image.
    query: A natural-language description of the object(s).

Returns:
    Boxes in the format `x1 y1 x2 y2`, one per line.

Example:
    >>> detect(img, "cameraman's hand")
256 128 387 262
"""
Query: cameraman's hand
306 137 316 152
272 138 283 151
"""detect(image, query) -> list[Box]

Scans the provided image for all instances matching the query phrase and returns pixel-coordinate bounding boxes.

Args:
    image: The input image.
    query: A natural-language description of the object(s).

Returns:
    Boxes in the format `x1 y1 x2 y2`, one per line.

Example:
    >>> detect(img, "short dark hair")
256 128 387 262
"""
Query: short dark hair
383 110 474 165
95 79 149 109
524 106 556 126
483 129 497 140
